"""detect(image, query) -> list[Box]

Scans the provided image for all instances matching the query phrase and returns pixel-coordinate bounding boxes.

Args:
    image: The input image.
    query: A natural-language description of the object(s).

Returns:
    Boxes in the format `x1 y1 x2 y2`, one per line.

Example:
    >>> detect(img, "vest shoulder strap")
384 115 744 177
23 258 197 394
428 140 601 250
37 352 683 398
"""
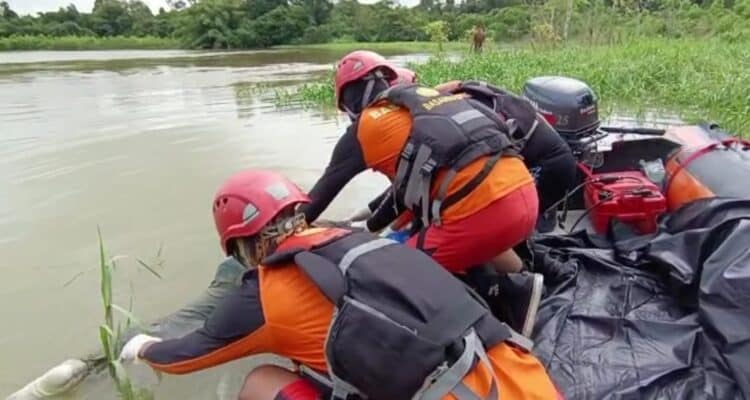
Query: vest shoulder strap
261 228 352 304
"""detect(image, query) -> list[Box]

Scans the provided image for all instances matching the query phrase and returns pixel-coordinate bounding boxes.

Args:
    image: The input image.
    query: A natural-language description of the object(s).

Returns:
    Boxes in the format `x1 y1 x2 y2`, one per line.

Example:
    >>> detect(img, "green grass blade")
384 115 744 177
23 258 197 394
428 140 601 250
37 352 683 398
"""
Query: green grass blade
136 258 163 279
99 325 114 360
98 226 114 329
62 266 95 287
112 303 145 330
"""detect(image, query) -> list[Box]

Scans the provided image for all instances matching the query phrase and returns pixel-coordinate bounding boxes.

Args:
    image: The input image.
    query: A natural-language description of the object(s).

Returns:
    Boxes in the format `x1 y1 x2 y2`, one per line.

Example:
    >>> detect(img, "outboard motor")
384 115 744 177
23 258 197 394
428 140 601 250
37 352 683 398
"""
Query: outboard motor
522 76 605 162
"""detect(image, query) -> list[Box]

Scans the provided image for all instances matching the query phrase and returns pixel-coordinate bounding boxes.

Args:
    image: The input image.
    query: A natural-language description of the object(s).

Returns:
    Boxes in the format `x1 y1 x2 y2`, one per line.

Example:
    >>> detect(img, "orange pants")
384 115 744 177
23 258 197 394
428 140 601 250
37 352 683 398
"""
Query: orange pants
450 342 564 400
406 182 539 273
281 343 563 400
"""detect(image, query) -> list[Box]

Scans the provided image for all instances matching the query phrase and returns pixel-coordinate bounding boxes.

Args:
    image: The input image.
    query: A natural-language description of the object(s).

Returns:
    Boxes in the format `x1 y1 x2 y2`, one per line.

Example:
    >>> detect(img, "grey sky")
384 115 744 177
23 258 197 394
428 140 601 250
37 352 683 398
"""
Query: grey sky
6 0 415 15
6 0 167 14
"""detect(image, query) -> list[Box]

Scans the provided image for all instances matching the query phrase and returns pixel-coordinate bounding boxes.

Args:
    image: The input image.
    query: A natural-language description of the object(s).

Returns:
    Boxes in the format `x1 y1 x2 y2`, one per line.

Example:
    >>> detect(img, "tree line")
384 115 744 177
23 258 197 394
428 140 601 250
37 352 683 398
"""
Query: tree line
1 0 748 49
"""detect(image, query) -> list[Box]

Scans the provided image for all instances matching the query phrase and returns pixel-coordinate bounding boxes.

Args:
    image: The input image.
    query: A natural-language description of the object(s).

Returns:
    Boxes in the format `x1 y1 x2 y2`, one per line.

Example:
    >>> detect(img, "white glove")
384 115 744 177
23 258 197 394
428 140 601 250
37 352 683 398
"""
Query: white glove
347 207 373 222
119 334 162 364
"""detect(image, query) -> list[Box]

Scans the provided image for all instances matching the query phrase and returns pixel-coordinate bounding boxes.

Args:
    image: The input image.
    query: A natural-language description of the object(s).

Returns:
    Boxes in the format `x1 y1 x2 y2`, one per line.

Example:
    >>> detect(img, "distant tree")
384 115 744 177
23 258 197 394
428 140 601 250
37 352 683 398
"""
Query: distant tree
91 0 132 36
0 1 18 19
289 0 333 25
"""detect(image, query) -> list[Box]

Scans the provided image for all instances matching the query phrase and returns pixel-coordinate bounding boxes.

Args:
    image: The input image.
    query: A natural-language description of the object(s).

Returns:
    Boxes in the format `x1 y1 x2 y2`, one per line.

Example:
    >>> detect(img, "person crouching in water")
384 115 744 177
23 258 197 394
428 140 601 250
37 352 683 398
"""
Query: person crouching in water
118 169 563 400
297 50 543 337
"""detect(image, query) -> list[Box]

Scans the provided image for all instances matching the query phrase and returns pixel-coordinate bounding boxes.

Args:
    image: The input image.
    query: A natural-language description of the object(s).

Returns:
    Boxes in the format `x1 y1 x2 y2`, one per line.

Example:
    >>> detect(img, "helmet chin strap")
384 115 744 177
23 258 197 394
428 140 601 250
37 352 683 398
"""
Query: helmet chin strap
343 105 358 121
342 70 388 120
361 69 387 111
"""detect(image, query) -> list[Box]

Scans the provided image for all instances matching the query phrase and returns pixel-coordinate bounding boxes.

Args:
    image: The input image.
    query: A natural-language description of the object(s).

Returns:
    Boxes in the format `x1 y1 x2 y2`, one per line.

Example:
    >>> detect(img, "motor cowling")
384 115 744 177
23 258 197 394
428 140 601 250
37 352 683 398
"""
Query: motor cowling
522 76 601 140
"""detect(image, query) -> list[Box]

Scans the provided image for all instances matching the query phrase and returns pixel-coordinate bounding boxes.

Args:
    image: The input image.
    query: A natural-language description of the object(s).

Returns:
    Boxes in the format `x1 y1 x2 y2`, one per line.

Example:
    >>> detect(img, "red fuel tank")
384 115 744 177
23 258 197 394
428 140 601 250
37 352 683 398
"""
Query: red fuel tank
584 171 667 235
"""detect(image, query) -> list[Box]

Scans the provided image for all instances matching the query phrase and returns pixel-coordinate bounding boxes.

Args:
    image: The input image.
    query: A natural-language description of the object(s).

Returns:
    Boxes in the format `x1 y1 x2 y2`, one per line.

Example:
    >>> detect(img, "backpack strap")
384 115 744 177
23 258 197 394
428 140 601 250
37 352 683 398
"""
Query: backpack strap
438 151 505 216
338 238 399 274
413 329 500 400
262 246 346 305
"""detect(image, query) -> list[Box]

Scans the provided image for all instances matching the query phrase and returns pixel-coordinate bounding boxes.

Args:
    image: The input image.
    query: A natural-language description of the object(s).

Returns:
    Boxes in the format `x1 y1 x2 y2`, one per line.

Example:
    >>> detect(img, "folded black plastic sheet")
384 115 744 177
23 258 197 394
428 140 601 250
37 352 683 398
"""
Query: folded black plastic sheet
530 197 750 400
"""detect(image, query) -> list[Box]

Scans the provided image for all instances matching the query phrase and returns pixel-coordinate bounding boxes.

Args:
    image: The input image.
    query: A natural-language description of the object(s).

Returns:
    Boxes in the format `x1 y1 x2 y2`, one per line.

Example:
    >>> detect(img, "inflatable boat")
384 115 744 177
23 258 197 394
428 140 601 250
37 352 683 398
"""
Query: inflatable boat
7 77 750 400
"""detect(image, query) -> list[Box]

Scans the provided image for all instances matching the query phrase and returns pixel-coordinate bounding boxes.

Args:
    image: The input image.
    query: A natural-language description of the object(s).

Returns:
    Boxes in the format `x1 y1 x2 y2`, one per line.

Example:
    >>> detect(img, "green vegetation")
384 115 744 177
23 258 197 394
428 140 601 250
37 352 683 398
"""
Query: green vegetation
1 0 749 50
294 38 750 133
66 228 164 399
95 229 158 399
275 41 475 53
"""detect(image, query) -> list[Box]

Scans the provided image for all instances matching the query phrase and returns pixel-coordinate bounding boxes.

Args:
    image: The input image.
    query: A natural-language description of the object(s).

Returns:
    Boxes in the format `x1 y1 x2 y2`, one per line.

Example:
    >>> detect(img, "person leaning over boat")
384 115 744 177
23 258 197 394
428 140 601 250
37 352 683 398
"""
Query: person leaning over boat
298 50 544 337
117 169 563 400
352 69 577 235
433 79 577 233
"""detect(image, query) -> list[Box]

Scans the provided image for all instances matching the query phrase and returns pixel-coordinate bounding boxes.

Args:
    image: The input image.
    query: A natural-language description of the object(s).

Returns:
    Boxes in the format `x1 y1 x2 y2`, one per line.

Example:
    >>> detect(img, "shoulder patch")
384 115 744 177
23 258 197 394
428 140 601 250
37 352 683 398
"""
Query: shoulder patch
367 104 400 120
416 87 440 97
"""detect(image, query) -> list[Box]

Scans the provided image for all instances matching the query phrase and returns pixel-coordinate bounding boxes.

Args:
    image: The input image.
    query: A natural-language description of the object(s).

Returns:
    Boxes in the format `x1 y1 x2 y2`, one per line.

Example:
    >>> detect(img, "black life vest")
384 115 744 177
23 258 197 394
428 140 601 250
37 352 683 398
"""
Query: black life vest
263 228 532 400
448 80 545 152
372 84 519 228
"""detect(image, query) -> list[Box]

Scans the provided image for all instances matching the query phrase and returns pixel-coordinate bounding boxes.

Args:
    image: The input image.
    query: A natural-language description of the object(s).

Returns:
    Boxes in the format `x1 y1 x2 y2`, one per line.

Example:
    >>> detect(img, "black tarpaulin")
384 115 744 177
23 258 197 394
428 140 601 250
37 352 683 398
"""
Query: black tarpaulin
530 198 750 400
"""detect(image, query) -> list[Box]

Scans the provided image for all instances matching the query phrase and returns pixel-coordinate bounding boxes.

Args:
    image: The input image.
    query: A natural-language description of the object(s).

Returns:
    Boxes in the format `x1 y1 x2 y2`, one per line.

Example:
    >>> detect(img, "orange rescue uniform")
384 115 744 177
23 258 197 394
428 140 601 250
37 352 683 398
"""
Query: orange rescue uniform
140 228 560 400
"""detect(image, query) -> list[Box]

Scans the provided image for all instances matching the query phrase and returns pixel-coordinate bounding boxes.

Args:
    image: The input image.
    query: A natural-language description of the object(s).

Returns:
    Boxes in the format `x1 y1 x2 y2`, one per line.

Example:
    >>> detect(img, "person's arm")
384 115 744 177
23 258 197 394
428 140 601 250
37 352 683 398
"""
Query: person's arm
347 187 391 222
139 272 271 375
367 188 391 213
365 189 401 232
299 125 367 224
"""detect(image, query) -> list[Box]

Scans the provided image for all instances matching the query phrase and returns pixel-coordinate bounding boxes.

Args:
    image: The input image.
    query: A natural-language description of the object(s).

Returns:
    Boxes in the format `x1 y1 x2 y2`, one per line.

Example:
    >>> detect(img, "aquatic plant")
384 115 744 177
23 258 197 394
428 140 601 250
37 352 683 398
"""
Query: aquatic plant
65 228 164 399
291 38 750 134
95 227 163 399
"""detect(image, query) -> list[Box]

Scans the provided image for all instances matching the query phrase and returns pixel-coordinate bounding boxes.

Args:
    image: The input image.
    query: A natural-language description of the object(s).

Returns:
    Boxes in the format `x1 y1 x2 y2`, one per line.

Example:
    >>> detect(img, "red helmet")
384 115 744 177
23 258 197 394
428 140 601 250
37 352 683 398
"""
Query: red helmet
334 50 396 111
212 170 310 254
390 67 417 86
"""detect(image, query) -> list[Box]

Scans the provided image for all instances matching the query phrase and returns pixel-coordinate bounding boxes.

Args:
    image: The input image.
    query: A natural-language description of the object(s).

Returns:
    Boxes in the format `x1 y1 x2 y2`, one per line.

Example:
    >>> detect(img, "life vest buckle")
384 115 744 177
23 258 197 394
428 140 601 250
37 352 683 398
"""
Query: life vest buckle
421 158 437 176
401 142 415 160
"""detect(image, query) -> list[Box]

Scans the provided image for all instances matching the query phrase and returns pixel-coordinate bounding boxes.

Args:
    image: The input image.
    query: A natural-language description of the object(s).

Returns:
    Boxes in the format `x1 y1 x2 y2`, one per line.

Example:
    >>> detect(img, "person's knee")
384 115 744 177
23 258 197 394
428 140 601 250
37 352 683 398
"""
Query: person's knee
238 365 299 400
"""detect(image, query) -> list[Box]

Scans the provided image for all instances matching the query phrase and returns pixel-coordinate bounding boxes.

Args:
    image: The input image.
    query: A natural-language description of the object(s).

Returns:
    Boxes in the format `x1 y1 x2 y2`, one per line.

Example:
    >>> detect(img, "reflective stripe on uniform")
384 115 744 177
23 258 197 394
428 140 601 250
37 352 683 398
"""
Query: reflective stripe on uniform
338 238 398 275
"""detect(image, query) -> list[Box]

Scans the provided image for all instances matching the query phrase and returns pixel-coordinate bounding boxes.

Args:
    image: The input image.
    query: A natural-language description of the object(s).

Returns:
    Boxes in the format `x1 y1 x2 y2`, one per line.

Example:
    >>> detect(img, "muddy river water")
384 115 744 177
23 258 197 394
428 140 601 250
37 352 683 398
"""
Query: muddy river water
0 48 444 399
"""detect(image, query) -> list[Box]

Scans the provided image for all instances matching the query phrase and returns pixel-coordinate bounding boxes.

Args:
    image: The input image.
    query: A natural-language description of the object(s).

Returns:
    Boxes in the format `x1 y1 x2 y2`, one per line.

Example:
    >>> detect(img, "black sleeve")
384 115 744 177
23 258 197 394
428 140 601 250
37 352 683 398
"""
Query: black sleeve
299 125 367 224
367 188 391 212
366 188 402 232
141 271 265 368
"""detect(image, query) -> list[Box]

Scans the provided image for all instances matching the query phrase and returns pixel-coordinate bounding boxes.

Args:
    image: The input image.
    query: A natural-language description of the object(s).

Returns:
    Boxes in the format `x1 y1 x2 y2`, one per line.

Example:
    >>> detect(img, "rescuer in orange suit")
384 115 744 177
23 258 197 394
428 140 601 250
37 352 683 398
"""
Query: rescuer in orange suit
298 50 544 337
117 169 564 400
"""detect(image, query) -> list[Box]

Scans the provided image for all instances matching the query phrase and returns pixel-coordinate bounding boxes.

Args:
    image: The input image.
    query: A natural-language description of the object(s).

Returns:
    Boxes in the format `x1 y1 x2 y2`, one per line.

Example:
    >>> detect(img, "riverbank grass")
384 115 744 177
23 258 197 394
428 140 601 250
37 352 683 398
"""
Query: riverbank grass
0 35 180 51
274 40 488 53
292 38 750 133
0 36 486 52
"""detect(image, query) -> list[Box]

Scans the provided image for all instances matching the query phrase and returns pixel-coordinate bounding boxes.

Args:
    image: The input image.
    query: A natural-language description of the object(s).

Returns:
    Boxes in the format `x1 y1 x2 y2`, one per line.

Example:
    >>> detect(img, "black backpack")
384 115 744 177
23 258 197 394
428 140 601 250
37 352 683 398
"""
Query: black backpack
264 230 532 400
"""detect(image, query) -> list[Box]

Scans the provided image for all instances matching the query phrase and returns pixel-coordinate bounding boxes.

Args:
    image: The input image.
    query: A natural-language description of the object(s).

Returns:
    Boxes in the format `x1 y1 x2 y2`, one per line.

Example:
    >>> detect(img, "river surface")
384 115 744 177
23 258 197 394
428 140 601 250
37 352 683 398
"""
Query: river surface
0 48 433 399
0 48 681 399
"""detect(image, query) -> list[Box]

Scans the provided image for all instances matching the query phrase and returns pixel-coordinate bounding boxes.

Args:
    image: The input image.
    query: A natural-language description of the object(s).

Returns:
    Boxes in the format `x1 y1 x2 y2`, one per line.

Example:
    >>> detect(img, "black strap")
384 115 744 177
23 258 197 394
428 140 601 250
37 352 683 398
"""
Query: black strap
293 251 348 305
415 226 428 250
262 247 305 266
441 151 505 212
